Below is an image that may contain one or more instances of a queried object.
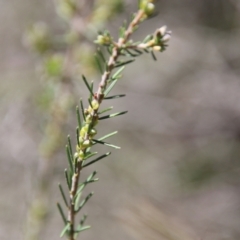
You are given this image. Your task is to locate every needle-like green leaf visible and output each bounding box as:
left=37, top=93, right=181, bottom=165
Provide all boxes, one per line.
left=107, top=45, right=113, bottom=55
left=92, top=139, right=121, bottom=149
left=80, top=99, right=86, bottom=121
left=82, top=75, right=94, bottom=97
left=94, top=54, right=103, bottom=74
left=125, top=49, right=139, bottom=57
left=74, top=171, right=98, bottom=199
left=74, top=215, right=90, bottom=237
left=114, top=59, right=135, bottom=68
left=64, top=168, right=71, bottom=189
left=143, top=34, right=152, bottom=43
left=88, top=98, right=93, bottom=108
left=86, top=171, right=98, bottom=182
left=151, top=50, right=157, bottom=61
left=104, top=78, right=119, bottom=97
left=133, top=48, right=143, bottom=55
left=99, top=111, right=128, bottom=120
left=76, top=106, right=82, bottom=129
left=66, top=145, right=73, bottom=173
left=75, top=192, right=94, bottom=213
left=97, top=131, right=118, bottom=142
left=74, top=172, right=97, bottom=209
left=104, top=67, right=125, bottom=97
left=83, top=151, right=98, bottom=160
left=99, top=106, right=113, bottom=115
left=97, top=48, right=106, bottom=63
left=104, top=94, right=126, bottom=100
left=57, top=202, right=67, bottom=224
left=74, top=191, right=82, bottom=211
left=76, top=127, right=80, bottom=147
left=111, top=66, right=125, bottom=80
left=90, top=81, right=94, bottom=102
left=80, top=214, right=87, bottom=226
left=67, top=135, right=73, bottom=159
left=119, top=25, right=126, bottom=38
left=82, top=152, right=111, bottom=168
left=58, top=183, right=68, bottom=208
left=143, top=48, right=149, bottom=53
left=60, top=222, right=70, bottom=237
left=74, top=225, right=91, bottom=233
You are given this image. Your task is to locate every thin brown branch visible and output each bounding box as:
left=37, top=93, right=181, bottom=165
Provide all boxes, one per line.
left=68, top=161, right=83, bottom=240
left=96, top=10, right=145, bottom=100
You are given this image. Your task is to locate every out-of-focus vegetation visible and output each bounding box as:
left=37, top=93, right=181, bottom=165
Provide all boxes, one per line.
left=1, top=0, right=240, bottom=240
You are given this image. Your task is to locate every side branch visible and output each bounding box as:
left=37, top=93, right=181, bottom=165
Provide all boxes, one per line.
left=96, top=9, right=145, bottom=100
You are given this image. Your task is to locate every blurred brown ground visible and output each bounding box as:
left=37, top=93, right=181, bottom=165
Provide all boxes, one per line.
left=1, top=0, right=240, bottom=240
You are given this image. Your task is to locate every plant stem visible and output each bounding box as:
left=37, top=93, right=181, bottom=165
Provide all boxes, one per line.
left=69, top=161, right=82, bottom=240
left=67, top=9, right=145, bottom=240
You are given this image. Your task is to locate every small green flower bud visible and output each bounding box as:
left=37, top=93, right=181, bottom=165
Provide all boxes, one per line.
left=152, top=46, right=161, bottom=51
left=74, top=152, right=78, bottom=159
left=80, top=125, right=89, bottom=138
left=79, top=136, right=84, bottom=145
left=87, top=106, right=93, bottom=114
left=80, top=129, right=85, bottom=138
left=146, top=39, right=155, bottom=47
left=84, top=108, right=90, bottom=115
left=82, top=139, right=92, bottom=147
left=91, top=99, right=99, bottom=110
left=95, top=35, right=105, bottom=45
left=85, top=115, right=92, bottom=124
left=144, top=3, right=155, bottom=16
left=139, top=0, right=155, bottom=17
left=90, top=128, right=97, bottom=136
left=79, top=150, right=84, bottom=159
left=94, top=33, right=112, bottom=46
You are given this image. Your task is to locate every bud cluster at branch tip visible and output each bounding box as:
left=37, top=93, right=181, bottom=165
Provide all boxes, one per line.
left=139, top=0, right=155, bottom=18
left=138, top=25, right=172, bottom=52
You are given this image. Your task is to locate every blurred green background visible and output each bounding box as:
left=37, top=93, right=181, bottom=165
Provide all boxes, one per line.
left=1, top=0, right=240, bottom=240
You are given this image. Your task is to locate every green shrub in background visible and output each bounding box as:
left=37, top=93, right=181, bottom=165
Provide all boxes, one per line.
left=24, top=1, right=125, bottom=239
